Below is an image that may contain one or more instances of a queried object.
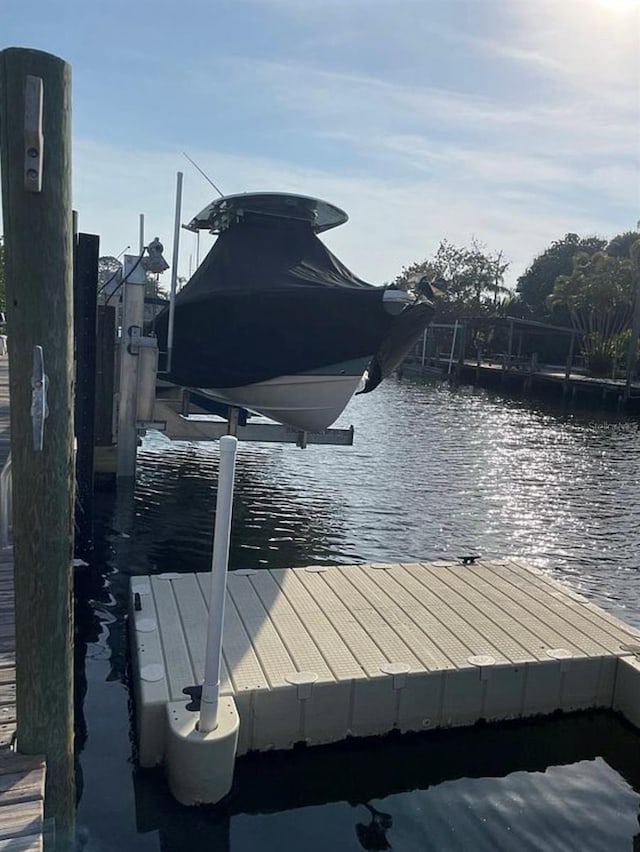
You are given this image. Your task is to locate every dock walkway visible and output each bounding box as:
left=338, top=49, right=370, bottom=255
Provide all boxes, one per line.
left=0, top=359, right=46, bottom=850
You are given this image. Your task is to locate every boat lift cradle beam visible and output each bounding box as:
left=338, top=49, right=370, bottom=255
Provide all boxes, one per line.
left=147, top=394, right=355, bottom=448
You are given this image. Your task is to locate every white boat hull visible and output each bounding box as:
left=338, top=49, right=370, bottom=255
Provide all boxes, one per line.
left=203, top=361, right=369, bottom=431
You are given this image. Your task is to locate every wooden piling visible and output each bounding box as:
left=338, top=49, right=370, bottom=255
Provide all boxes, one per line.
left=74, top=233, right=99, bottom=557
left=0, top=47, right=75, bottom=846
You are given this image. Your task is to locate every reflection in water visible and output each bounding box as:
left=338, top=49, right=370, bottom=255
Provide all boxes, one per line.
left=355, top=804, right=393, bottom=851
left=75, top=379, right=640, bottom=850
left=130, top=712, right=640, bottom=851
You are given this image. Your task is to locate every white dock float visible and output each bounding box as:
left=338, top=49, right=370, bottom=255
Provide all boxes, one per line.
left=129, top=558, right=640, bottom=804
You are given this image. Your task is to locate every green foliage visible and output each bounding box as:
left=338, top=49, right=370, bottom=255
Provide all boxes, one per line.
left=98, top=255, right=168, bottom=301
left=394, top=238, right=510, bottom=318
left=516, top=233, right=606, bottom=319
left=606, top=231, right=640, bottom=259
left=548, top=250, right=634, bottom=374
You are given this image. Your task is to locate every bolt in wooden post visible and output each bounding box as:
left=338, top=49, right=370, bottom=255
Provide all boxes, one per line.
left=0, top=47, right=75, bottom=846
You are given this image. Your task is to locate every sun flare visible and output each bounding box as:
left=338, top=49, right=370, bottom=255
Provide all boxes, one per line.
left=595, top=0, right=639, bottom=10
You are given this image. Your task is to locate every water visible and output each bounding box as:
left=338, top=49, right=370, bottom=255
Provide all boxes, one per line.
left=75, top=378, right=640, bottom=850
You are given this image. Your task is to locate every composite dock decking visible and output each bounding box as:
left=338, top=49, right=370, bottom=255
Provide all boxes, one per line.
left=131, top=557, right=640, bottom=773
left=0, top=360, right=46, bottom=850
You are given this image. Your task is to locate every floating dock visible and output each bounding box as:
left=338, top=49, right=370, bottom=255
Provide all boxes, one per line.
left=130, top=557, right=640, bottom=804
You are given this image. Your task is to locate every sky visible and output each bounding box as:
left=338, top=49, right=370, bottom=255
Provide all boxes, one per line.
left=1, top=0, right=639, bottom=287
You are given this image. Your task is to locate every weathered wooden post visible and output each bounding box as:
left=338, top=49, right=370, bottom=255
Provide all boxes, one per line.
left=74, top=232, right=99, bottom=557
left=0, top=47, right=75, bottom=846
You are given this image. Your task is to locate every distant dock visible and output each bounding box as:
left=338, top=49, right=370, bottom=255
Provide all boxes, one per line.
left=400, top=357, right=640, bottom=408
left=130, top=556, right=640, bottom=802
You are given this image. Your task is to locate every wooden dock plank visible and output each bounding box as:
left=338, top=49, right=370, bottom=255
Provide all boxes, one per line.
left=0, top=835, right=41, bottom=852
left=0, top=799, right=43, bottom=842
left=0, top=362, right=43, bottom=848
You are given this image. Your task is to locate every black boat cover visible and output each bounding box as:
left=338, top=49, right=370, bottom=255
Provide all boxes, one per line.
left=175, top=219, right=372, bottom=304
left=154, top=219, right=434, bottom=391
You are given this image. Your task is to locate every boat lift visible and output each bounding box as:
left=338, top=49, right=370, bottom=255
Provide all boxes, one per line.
left=115, top=265, right=355, bottom=481
left=116, top=177, right=357, bottom=804
left=116, top=262, right=356, bottom=804
left=116, top=172, right=356, bottom=481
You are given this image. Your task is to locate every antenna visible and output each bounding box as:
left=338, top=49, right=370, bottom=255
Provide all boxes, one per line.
left=182, top=152, right=224, bottom=198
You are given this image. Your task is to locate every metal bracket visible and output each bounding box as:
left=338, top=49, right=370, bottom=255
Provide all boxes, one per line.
left=135, top=420, right=166, bottom=431
left=30, top=345, right=48, bottom=451
left=127, top=326, right=157, bottom=356
left=24, top=75, right=44, bottom=192
left=182, top=684, right=202, bottom=712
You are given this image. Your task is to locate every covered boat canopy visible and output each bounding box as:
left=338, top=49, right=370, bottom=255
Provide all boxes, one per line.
left=155, top=194, right=434, bottom=400
left=184, top=192, right=349, bottom=234
left=175, top=213, right=373, bottom=307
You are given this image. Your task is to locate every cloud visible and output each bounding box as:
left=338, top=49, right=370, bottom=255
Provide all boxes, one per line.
left=4, top=0, right=634, bottom=296
left=70, top=137, right=617, bottom=290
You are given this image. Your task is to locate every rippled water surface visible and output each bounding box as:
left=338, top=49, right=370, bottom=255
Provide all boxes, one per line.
left=76, top=378, right=640, bottom=850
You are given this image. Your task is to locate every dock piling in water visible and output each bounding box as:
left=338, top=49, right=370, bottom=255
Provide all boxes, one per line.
left=0, top=46, right=75, bottom=846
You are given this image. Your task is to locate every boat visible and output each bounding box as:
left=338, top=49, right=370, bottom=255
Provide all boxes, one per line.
left=153, top=192, right=435, bottom=431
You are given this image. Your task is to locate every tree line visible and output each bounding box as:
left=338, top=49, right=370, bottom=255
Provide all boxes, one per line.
left=1, top=228, right=639, bottom=375
left=394, top=229, right=640, bottom=374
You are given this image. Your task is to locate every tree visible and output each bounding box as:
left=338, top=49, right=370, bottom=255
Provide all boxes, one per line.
left=606, top=231, right=640, bottom=259
left=97, top=255, right=122, bottom=301
left=548, top=250, right=634, bottom=374
left=394, top=238, right=510, bottom=317
left=516, top=233, right=607, bottom=320
left=97, top=255, right=168, bottom=302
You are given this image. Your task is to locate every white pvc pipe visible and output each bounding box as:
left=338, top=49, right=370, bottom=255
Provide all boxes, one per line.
left=167, top=171, right=183, bottom=373
left=199, top=435, right=238, bottom=733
